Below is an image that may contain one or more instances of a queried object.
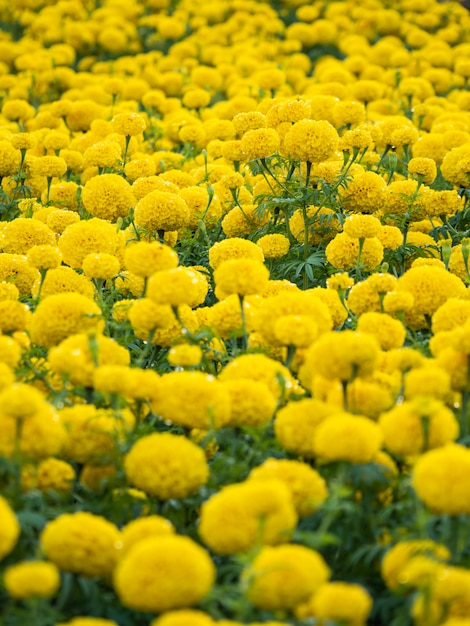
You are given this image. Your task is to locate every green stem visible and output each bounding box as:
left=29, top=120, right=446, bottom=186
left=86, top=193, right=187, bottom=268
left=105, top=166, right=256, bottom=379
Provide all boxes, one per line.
left=238, top=294, right=248, bottom=351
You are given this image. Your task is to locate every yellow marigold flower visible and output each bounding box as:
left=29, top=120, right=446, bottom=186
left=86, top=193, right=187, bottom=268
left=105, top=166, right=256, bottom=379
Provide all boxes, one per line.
left=111, top=112, right=147, bottom=136
left=243, top=544, right=330, bottom=611
left=128, top=298, right=175, bottom=336
left=379, top=399, right=458, bottom=457
left=58, top=218, right=123, bottom=268
left=125, top=432, right=208, bottom=499
left=168, top=343, right=202, bottom=367
left=147, top=266, right=208, bottom=307
left=10, top=132, right=37, bottom=151
left=1, top=218, right=56, bottom=255
left=31, top=266, right=94, bottom=300
left=208, top=237, right=264, bottom=269
left=220, top=353, right=299, bottom=401
left=2, top=98, right=34, bottom=121
left=326, top=272, right=355, bottom=291
left=222, top=379, right=277, bottom=428
left=214, top=258, right=269, bottom=297
left=343, top=214, right=382, bottom=239
left=283, top=119, right=338, bottom=163
left=397, top=265, right=467, bottom=321
left=255, top=290, right=332, bottom=347
left=432, top=298, right=470, bottom=334
left=0, top=299, right=29, bottom=333
left=301, top=582, right=372, bottom=625
left=183, top=88, right=211, bottom=109
left=347, top=377, right=395, bottom=420
left=274, top=398, right=337, bottom=457
left=233, top=111, right=267, bottom=136
left=408, top=157, right=437, bottom=184
left=0, top=382, right=45, bottom=419
left=306, top=330, right=380, bottom=382
left=151, top=610, right=215, bottom=626
left=274, top=314, right=318, bottom=348
left=124, top=241, right=178, bottom=278
left=134, top=190, right=189, bottom=232
left=378, top=225, right=403, bottom=250
left=4, top=561, right=60, bottom=599
left=46, top=209, right=80, bottom=234
left=152, top=371, right=231, bottom=429
left=114, top=535, right=215, bottom=612
left=199, top=479, right=297, bottom=555
left=81, top=173, right=135, bottom=222
left=256, top=233, right=290, bottom=258
left=249, top=459, right=327, bottom=517
left=240, top=128, right=280, bottom=159
left=0, top=335, right=22, bottom=369
left=180, top=186, right=222, bottom=230
left=29, top=155, right=67, bottom=179
left=121, top=516, right=175, bottom=555
left=83, top=140, right=122, bottom=170
left=381, top=540, right=450, bottom=590
left=326, top=232, right=383, bottom=271
left=82, top=253, right=120, bottom=279
left=404, top=365, right=451, bottom=401
left=41, top=511, right=121, bottom=578
left=313, top=413, right=383, bottom=464
left=26, top=244, right=62, bottom=270
left=356, top=312, right=406, bottom=351
left=79, top=465, right=117, bottom=493
left=28, top=457, right=75, bottom=495
left=60, top=405, right=134, bottom=464
left=339, top=170, right=389, bottom=214
left=48, top=332, right=130, bottom=387
left=0, top=140, right=21, bottom=176
left=413, top=444, right=470, bottom=515
left=207, top=294, right=258, bottom=340
left=0, top=495, right=20, bottom=561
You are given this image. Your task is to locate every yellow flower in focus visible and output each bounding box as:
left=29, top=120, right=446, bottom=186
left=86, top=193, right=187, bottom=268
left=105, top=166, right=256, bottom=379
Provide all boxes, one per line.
left=81, top=174, right=135, bottom=222
left=343, top=214, right=382, bottom=239
left=408, top=157, right=437, bottom=184
left=256, top=233, right=290, bottom=258
left=114, top=535, right=215, bottom=613
left=283, top=119, right=339, bottom=163
left=4, top=561, right=60, bottom=599
left=326, top=232, right=384, bottom=271
left=199, top=479, right=297, bottom=555
left=242, top=544, right=330, bottom=610
left=124, top=241, right=178, bottom=278
left=240, top=128, right=280, bottom=159
left=40, top=511, right=122, bottom=578
left=214, top=258, right=269, bottom=297
left=147, top=266, right=208, bottom=308
left=111, top=112, right=147, bottom=137
left=134, top=190, right=189, bottom=232
left=168, top=343, right=202, bottom=367
left=208, top=237, right=264, bottom=269
left=82, top=253, right=120, bottom=279
left=313, top=413, right=383, bottom=464
left=26, top=245, right=62, bottom=270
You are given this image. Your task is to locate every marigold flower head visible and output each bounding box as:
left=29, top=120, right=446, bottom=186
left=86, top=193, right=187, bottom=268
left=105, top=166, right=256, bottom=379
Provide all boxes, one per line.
left=58, top=218, right=123, bottom=268
left=4, top=561, right=60, bottom=599
left=343, top=214, right=382, bottom=239
left=26, top=245, right=62, bottom=270
left=114, top=535, right=215, bottom=613
left=147, top=266, right=208, bottom=307
left=214, top=258, right=269, bottom=297
left=1, top=218, right=56, bottom=255
left=339, top=170, right=389, bottom=214
left=313, top=413, right=383, bottom=464
left=40, top=511, right=121, bottom=578
left=83, top=141, right=122, bottom=170
left=256, top=233, right=290, bottom=258
left=326, top=232, right=384, bottom=271
left=134, top=190, right=189, bottom=232
left=124, top=432, right=209, bottom=499
left=121, top=516, right=175, bottom=555
left=381, top=540, right=450, bottom=590
left=111, top=112, right=147, bottom=136
left=199, top=479, right=297, bottom=555
left=283, top=119, right=339, bottom=163
left=240, top=128, right=280, bottom=159
left=243, top=544, right=330, bottom=611
left=151, top=371, right=231, bottom=429
left=299, top=582, right=372, bottom=625
left=208, top=237, right=264, bottom=269
left=168, top=343, right=202, bottom=367
left=0, top=495, right=20, bottom=561
left=82, top=253, right=120, bottom=279
left=81, top=174, right=135, bottom=222
left=356, top=311, right=406, bottom=351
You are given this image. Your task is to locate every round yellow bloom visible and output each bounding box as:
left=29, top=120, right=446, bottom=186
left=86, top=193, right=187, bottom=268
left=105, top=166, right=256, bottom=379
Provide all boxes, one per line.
left=40, top=512, right=122, bottom=578
left=1, top=218, right=56, bottom=255
left=81, top=174, right=135, bottom=222
left=0, top=495, right=20, bottom=561
left=150, top=610, right=214, bottom=626
left=32, top=266, right=94, bottom=300
left=338, top=170, right=389, bottom=214
left=256, top=233, right=290, bottom=259
left=83, top=141, right=121, bottom=170
left=48, top=333, right=130, bottom=387
left=208, top=237, right=264, bottom=269
left=326, top=232, right=384, bottom=271
left=283, top=119, right=339, bottom=163
left=124, top=432, right=209, bottom=499
left=30, top=155, right=67, bottom=179
left=58, top=218, right=123, bottom=269
left=223, top=379, right=277, bottom=428
left=356, top=312, right=406, bottom=351
left=275, top=398, right=338, bottom=458
left=134, top=190, right=189, bottom=232
left=413, top=444, right=470, bottom=515
left=249, top=459, right=327, bottom=517
left=379, top=399, right=458, bottom=456
left=24, top=457, right=75, bottom=495
left=199, top=479, right=298, bottom=555
left=82, top=253, right=120, bottom=279
left=304, top=582, right=372, bottom=625
left=168, top=343, right=202, bottom=367
left=343, top=214, right=382, bottom=239
left=408, top=157, right=437, bottom=184
left=147, top=267, right=208, bottom=307
left=121, top=516, right=175, bottom=555
left=26, top=245, right=62, bottom=270
left=313, top=413, right=383, bottom=464
left=124, top=241, right=178, bottom=278
left=243, top=544, right=330, bottom=610
left=151, top=371, right=231, bottom=429
left=114, top=535, right=215, bottom=613
left=214, top=258, right=269, bottom=297
left=0, top=383, right=46, bottom=419
left=240, top=128, right=280, bottom=159
left=381, top=540, right=450, bottom=590
left=111, top=112, right=147, bottom=136
left=30, top=293, right=103, bottom=348
left=4, top=561, right=60, bottom=599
